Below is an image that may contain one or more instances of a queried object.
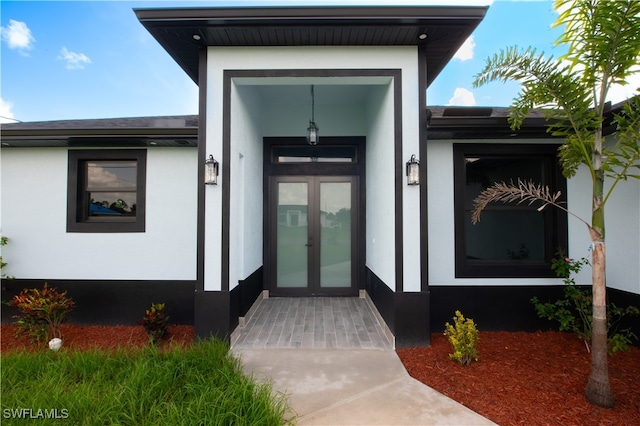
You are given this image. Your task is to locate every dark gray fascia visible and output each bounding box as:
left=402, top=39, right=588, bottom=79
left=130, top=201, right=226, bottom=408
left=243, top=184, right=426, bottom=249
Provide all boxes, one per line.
left=134, top=5, right=488, bottom=87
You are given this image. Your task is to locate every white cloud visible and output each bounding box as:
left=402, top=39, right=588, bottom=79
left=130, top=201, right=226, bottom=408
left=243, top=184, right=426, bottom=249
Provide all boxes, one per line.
left=58, top=47, right=92, bottom=70
left=453, top=36, right=475, bottom=61
left=0, top=19, right=35, bottom=54
left=447, top=88, right=477, bottom=106
left=0, top=98, right=17, bottom=123
left=607, top=68, right=640, bottom=105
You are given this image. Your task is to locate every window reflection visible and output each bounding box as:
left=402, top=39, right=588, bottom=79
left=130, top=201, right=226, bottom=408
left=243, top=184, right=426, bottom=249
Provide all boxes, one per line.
left=86, top=161, right=137, bottom=217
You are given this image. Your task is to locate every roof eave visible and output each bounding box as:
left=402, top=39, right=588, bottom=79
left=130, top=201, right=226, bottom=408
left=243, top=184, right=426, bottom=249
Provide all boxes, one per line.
left=1, top=127, right=198, bottom=148
left=427, top=116, right=554, bottom=140
left=135, top=5, right=488, bottom=86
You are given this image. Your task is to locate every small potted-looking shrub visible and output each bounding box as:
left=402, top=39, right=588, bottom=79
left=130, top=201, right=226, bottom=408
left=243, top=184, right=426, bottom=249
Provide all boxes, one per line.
left=141, top=303, right=169, bottom=346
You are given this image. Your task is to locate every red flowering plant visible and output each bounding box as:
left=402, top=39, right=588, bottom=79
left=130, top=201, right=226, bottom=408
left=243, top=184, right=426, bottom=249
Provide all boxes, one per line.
left=9, top=283, right=75, bottom=344
left=140, top=303, right=169, bottom=346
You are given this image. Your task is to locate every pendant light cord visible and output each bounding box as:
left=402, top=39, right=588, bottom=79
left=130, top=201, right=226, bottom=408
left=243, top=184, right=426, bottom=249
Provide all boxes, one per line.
left=311, top=85, right=315, bottom=122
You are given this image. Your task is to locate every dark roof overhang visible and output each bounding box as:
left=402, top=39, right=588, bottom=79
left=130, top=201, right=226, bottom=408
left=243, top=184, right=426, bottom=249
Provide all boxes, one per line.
left=426, top=106, right=554, bottom=139
left=134, top=5, right=488, bottom=87
left=0, top=116, right=198, bottom=148
left=425, top=98, right=635, bottom=140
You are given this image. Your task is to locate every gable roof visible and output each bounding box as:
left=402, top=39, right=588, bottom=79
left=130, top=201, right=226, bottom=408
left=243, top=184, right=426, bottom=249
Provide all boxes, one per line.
left=134, top=5, right=487, bottom=87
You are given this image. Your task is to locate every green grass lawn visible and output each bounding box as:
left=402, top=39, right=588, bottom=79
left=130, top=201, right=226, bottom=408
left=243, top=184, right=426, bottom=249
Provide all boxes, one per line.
left=1, top=339, right=294, bottom=425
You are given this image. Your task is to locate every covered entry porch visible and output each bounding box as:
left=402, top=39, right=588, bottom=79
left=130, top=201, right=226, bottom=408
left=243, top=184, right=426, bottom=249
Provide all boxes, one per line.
left=193, top=65, right=431, bottom=347
left=196, top=67, right=431, bottom=347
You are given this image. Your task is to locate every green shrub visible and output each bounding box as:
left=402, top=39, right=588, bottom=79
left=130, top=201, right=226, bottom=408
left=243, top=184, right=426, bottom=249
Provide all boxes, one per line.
left=444, top=310, right=479, bottom=366
left=140, top=303, right=169, bottom=346
left=9, top=283, right=75, bottom=343
left=531, top=253, right=639, bottom=354
left=1, top=234, right=13, bottom=280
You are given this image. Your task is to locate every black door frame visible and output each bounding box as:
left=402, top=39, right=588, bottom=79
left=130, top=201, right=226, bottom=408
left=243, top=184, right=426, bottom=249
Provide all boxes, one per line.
left=263, top=137, right=365, bottom=297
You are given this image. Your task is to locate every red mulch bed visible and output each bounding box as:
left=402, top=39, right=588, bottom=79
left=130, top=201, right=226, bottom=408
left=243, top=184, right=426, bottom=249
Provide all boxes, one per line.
left=1, top=324, right=194, bottom=353
left=2, top=326, right=639, bottom=425
left=397, top=331, right=640, bottom=426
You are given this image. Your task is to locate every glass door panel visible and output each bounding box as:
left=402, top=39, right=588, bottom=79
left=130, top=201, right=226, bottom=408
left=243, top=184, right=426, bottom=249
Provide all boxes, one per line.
left=320, top=181, right=352, bottom=288
left=271, top=176, right=356, bottom=295
left=276, top=182, right=308, bottom=288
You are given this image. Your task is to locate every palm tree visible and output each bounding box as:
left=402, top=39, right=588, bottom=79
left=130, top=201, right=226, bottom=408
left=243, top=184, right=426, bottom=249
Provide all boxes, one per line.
left=471, top=0, right=640, bottom=408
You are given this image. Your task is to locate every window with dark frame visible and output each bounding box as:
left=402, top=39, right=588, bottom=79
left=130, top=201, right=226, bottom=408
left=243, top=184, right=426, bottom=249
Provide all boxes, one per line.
left=453, top=144, right=567, bottom=278
left=67, top=150, right=146, bottom=233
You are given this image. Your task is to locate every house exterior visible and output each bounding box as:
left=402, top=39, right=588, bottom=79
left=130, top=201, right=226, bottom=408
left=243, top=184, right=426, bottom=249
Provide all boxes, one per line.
left=1, top=6, right=638, bottom=347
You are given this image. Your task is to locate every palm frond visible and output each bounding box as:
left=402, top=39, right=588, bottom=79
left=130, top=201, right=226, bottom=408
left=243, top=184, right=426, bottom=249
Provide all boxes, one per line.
left=554, top=0, right=640, bottom=110
left=602, top=94, right=640, bottom=202
left=471, top=179, right=590, bottom=230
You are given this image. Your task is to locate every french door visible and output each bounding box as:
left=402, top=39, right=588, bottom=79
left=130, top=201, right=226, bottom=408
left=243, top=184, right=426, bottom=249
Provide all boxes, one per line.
left=269, top=175, right=358, bottom=296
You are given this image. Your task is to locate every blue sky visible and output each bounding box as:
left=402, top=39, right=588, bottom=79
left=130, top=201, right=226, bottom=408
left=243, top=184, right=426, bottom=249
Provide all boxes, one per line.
left=0, top=0, right=636, bottom=123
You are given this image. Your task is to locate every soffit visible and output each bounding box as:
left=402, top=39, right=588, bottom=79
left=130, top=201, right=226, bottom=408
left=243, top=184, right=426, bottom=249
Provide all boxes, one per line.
left=135, top=6, right=487, bottom=87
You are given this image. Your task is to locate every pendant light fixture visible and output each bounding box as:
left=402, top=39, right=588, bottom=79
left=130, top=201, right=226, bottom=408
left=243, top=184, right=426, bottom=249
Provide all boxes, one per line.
left=307, top=85, right=319, bottom=146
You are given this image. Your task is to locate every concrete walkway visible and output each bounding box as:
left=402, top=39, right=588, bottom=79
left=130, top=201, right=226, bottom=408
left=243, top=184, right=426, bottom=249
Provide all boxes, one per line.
left=231, top=297, right=496, bottom=425
left=231, top=348, right=497, bottom=425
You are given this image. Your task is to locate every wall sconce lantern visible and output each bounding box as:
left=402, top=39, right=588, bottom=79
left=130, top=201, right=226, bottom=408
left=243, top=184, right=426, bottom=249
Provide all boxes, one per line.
left=406, top=154, right=420, bottom=185
left=307, top=85, right=319, bottom=146
left=205, top=155, right=219, bottom=185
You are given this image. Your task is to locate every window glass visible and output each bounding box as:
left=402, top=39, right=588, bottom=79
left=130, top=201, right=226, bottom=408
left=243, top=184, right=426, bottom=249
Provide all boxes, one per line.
left=464, top=211, right=545, bottom=261
left=464, top=157, right=546, bottom=261
left=272, top=146, right=355, bottom=163
left=86, top=161, right=137, bottom=218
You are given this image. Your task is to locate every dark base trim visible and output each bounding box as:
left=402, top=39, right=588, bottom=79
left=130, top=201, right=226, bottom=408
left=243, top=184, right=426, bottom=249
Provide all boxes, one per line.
left=430, top=285, right=640, bottom=346
left=365, top=268, right=431, bottom=348
left=238, top=266, right=264, bottom=317
left=195, top=266, right=264, bottom=342
left=1, top=279, right=195, bottom=325
left=430, top=285, right=565, bottom=332
left=194, top=290, right=230, bottom=341
left=609, top=288, right=640, bottom=347
left=365, top=271, right=640, bottom=348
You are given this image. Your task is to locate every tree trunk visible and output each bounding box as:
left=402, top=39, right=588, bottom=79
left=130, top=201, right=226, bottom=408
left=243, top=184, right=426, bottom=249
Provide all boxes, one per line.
left=585, top=241, right=614, bottom=407
left=584, top=165, right=614, bottom=408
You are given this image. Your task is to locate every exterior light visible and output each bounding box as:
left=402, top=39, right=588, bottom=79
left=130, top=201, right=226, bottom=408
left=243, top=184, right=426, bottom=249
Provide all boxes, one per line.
left=307, top=121, right=319, bottom=146
left=307, top=85, right=319, bottom=146
left=406, top=154, right=419, bottom=185
left=205, top=155, right=219, bottom=185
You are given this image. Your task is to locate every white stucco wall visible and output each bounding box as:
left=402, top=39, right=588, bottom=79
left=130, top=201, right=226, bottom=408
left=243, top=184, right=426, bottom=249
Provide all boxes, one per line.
left=365, top=83, right=397, bottom=289
left=427, top=138, right=640, bottom=296
left=205, top=45, right=423, bottom=292
left=0, top=147, right=198, bottom=280
left=567, top=157, right=640, bottom=294
left=228, top=84, right=264, bottom=290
